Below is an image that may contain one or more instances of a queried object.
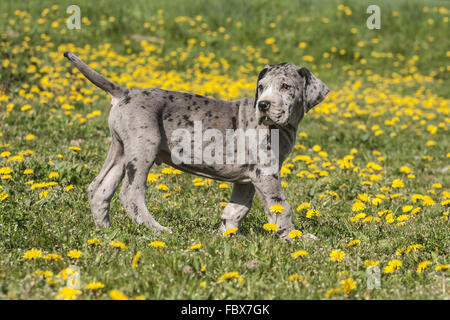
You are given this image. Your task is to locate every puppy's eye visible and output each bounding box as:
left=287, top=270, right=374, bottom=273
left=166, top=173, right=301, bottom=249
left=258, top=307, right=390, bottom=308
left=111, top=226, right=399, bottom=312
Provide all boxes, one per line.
left=258, top=84, right=264, bottom=91
left=281, top=83, right=291, bottom=90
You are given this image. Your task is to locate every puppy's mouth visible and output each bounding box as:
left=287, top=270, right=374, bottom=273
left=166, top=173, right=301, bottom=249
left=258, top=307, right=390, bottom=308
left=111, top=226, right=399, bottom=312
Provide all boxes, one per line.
left=258, top=115, right=276, bottom=126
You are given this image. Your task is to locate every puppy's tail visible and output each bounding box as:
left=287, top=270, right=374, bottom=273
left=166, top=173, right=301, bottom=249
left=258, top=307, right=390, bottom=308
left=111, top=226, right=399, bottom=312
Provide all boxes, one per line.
left=63, top=50, right=125, bottom=98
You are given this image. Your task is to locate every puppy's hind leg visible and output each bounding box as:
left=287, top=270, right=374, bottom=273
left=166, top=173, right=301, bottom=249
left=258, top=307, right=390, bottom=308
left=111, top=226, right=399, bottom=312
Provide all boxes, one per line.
left=88, top=133, right=125, bottom=228
left=118, top=128, right=170, bottom=232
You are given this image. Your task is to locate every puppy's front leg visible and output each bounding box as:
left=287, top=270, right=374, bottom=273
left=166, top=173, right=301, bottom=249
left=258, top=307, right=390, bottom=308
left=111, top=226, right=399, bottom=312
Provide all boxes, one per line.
left=219, top=183, right=255, bottom=234
left=252, top=174, right=295, bottom=238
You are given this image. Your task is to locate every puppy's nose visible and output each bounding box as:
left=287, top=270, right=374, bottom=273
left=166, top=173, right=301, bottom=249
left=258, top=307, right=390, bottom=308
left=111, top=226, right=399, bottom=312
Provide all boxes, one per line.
left=258, top=100, right=271, bottom=112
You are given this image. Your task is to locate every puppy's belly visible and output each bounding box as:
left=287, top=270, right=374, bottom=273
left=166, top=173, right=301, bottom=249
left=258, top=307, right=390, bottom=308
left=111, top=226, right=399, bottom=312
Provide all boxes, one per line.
left=155, top=150, right=251, bottom=183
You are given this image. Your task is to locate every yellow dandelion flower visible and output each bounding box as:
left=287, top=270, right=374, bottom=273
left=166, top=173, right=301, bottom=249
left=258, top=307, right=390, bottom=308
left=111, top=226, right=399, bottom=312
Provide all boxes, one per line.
left=392, top=179, right=404, bottom=188
left=131, top=251, right=141, bottom=268
left=435, top=265, right=449, bottom=271
left=263, top=223, right=279, bottom=232
left=109, top=289, right=128, bottom=300
left=217, top=271, right=244, bottom=283
left=406, top=244, right=422, bottom=254
left=330, top=250, right=345, bottom=262
left=44, top=253, right=63, bottom=261
left=157, top=184, right=169, bottom=191
left=223, top=227, right=238, bottom=237
left=67, top=250, right=82, bottom=259
left=56, top=286, right=82, bottom=300
left=364, top=260, right=379, bottom=268
left=86, top=282, right=105, bottom=290
left=340, top=277, right=356, bottom=294
left=291, top=250, right=308, bottom=259
left=110, top=240, right=126, bottom=251
left=417, top=261, right=432, bottom=274
left=269, top=204, right=285, bottom=213
left=347, top=240, right=360, bottom=247
left=296, top=202, right=311, bottom=211
left=87, top=238, right=100, bottom=245
left=189, top=243, right=202, bottom=251
left=288, top=230, right=303, bottom=239
left=23, top=249, right=42, bottom=260
left=149, top=241, right=166, bottom=248
left=352, top=201, right=365, bottom=212
left=325, top=287, right=342, bottom=298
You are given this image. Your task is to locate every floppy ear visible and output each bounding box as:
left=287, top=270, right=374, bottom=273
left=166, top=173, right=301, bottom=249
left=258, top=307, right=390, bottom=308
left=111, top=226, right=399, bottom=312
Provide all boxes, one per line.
left=298, top=67, right=330, bottom=113
left=253, top=65, right=272, bottom=108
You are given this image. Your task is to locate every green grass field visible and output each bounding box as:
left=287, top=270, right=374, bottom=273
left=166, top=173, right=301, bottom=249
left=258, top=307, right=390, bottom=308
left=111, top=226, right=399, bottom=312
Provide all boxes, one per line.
left=0, top=0, right=448, bottom=300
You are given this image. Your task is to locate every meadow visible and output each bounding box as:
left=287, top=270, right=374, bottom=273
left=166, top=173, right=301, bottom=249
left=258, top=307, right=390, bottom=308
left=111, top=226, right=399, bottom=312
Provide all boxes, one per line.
left=0, top=0, right=448, bottom=300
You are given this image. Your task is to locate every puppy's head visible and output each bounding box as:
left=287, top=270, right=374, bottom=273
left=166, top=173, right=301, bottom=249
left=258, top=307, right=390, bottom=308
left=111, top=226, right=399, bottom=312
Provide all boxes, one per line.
left=254, top=63, right=329, bottom=127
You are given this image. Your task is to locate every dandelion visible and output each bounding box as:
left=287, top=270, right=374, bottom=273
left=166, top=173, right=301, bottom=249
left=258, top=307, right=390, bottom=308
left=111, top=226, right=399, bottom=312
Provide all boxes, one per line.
left=218, top=183, right=229, bottom=189
left=269, top=204, right=284, bottom=213
left=340, top=277, right=356, bottom=294
left=325, top=287, right=342, bottom=298
left=23, top=249, right=42, bottom=260
left=69, top=146, right=81, bottom=151
left=296, top=202, right=311, bottom=211
left=131, top=251, right=141, bottom=268
left=86, top=282, right=105, bottom=290
left=56, top=286, right=82, bottom=300
left=67, top=250, right=82, bottom=259
left=189, top=243, right=202, bottom=251
left=392, top=179, right=404, bottom=188
left=435, top=265, right=449, bottom=271
left=402, top=205, right=413, bottom=213
left=149, top=241, right=166, bottom=248
left=217, top=271, right=244, bottom=283
left=406, top=244, right=422, bottom=254
left=44, top=253, right=63, bottom=261
left=288, top=230, right=303, bottom=239
left=364, top=260, right=379, bottom=268
left=35, top=270, right=54, bottom=277
left=223, top=227, right=238, bottom=237
left=384, top=260, right=402, bottom=273
left=157, top=184, right=169, bottom=191
left=417, top=261, right=432, bottom=274
left=329, top=250, right=345, bottom=262
left=352, top=201, right=365, bottom=212
left=291, top=250, right=308, bottom=259
left=263, top=223, right=279, bottom=232
left=87, top=238, right=100, bottom=245
left=347, top=240, right=360, bottom=247
left=110, top=240, right=126, bottom=251
left=109, top=289, right=128, bottom=300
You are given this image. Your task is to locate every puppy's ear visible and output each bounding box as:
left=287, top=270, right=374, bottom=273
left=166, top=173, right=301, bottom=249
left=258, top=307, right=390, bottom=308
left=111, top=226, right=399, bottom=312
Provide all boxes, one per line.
left=298, top=67, right=329, bottom=113
left=254, top=65, right=272, bottom=108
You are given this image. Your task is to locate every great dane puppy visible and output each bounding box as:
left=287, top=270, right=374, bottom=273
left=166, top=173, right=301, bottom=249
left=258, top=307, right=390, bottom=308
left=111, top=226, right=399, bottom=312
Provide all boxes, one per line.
left=64, top=51, right=329, bottom=238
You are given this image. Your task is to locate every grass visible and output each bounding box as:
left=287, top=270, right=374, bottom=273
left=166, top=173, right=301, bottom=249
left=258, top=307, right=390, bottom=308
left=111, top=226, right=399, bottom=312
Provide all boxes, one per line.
left=0, top=0, right=448, bottom=300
